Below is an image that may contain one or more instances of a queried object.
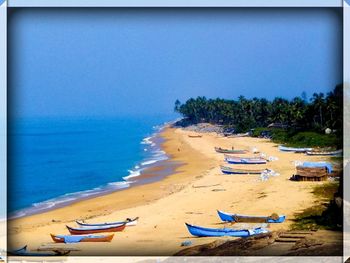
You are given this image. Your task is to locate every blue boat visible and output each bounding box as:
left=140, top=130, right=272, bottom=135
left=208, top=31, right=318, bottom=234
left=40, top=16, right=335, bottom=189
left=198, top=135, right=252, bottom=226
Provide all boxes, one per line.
left=217, top=210, right=286, bottom=223
left=279, top=146, right=313, bottom=153
left=185, top=223, right=268, bottom=237
left=224, top=155, right=267, bottom=165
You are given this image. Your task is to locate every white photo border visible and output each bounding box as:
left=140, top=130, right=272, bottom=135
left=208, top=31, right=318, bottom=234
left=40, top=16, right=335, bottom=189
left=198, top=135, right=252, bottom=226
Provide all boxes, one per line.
left=1, top=1, right=347, bottom=262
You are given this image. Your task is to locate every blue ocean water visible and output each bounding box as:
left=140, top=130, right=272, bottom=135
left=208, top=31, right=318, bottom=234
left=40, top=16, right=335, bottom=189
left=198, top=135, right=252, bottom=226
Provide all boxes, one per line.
left=8, top=115, right=175, bottom=218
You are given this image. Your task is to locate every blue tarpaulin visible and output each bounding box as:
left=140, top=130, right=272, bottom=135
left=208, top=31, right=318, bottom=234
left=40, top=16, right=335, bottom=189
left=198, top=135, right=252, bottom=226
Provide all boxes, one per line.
left=302, top=162, right=333, bottom=173
left=56, top=234, right=104, bottom=243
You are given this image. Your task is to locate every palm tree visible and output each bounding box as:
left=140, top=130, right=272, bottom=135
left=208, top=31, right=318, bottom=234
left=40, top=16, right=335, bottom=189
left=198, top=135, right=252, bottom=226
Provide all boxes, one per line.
left=311, top=93, right=325, bottom=128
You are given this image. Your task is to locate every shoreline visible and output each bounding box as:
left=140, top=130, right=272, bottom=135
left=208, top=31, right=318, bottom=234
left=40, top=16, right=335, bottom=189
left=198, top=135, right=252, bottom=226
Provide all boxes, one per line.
left=8, top=127, right=215, bottom=246
left=9, top=125, right=180, bottom=220
left=8, top=126, right=338, bottom=255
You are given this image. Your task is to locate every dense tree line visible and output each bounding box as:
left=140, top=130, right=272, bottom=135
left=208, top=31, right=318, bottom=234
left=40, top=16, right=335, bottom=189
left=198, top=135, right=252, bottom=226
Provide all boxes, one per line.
left=174, top=84, right=343, bottom=133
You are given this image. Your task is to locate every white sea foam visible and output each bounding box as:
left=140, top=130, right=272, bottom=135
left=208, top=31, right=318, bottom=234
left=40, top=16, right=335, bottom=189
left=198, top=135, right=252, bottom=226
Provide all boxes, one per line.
left=153, top=150, right=166, bottom=157
left=123, top=169, right=142, bottom=180
left=141, top=154, right=168, bottom=166
left=108, top=181, right=130, bottom=188
left=9, top=181, right=132, bottom=219
left=9, top=211, right=26, bottom=219
left=141, top=159, right=158, bottom=166
left=141, top=136, right=153, bottom=145
left=11, top=123, right=170, bottom=220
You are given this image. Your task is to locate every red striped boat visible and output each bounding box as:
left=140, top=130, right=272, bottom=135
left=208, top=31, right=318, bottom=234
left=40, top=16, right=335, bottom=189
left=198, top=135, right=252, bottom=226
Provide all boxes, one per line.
left=66, top=223, right=126, bottom=235
left=50, top=233, right=114, bottom=243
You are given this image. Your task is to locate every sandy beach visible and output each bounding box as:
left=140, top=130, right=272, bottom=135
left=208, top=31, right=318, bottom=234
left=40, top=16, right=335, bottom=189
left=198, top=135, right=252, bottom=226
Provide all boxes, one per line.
left=8, top=126, right=333, bottom=256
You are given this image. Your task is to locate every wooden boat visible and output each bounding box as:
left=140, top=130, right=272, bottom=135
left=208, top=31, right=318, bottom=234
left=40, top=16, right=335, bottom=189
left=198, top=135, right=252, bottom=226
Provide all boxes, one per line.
left=8, top=245, right=70, bottom=256
left=215, top=147, right=248, bottom=154
left=188, top=134, right=202, bottom=138
left=185, top=223, right=268, bottom=237
left=224, top=155, right=266, bottom=164
left=50, top=233, right=114, bottom=243
left=278, top=145, right=313, bottom=153
left=306, top=149, right=342, bottom=156
left=220, top=165, right=266, bottom=175
left=76, top=217, right=138, bottom=227
left=66, top=223, right=126, bottom=235
left=217, top=210, right=285, bottom=223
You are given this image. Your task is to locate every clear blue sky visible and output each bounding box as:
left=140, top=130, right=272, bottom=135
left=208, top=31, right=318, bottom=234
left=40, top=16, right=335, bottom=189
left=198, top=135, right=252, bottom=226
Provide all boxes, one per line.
left=9, top=8, right=342, bottom=118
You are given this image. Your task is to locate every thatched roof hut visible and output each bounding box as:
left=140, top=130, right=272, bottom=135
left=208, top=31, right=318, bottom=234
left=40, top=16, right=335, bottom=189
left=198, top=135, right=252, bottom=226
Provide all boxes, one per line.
left=290, top=166, right=328, bottom=181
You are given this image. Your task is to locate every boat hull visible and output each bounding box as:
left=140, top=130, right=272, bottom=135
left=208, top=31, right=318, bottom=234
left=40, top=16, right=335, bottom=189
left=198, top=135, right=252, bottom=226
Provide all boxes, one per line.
left=225, top=156, right=266, bottom=165
left=220, top=166, right=265, bottom=175
left=217, top=210, right=285, bottom=223
left=215, top=147, right=247, bottom=154
left=50, top=234, right=114, bottom=243
left=76, top=217, right=138, bottom=228
left=185, top=223, right=268, bottom=237
left=66, top=224, right=126, bottom=235
left=306, top=150, right=342, bottom=156
left=279, top=146, right=313, bottom=153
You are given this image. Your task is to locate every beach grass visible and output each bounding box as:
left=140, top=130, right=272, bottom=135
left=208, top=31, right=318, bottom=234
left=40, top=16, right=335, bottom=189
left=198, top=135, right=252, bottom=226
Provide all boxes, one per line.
left=290, top=182, right=342, bottom=231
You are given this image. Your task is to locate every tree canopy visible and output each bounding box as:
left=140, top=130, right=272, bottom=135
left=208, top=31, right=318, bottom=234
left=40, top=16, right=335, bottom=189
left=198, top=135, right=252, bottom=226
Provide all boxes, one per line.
left=174, top=84, right=343, bottom=134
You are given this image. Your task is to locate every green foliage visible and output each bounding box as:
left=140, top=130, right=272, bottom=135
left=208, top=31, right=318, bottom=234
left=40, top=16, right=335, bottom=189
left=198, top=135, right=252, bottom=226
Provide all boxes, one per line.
left=252, top=128, right=340, bottom=148
left=174, top=85, right=343, bottom=135
left=274, top=131, right=340, bottom=148
left=284, top=132, right=340, bottom=148
left=251, top=127, right=271, bottom=137
left=312, top=183, right=340, bottom=200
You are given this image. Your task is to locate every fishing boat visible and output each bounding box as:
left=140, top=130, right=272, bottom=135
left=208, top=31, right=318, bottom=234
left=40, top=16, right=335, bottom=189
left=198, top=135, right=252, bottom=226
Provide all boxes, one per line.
left=227, top=132, right=250, bottom=138
left=224, top=155, right=266, bottom=164
left=215, top=147, right=248, bottom=154
left=185, top=223, right=268, bottom=237
left=188, top=134, right=202, bottom=138
left=220, top=165, right=266, bottom=175
left=278, top=145, right=313, bottom=153
left=8, top=245, right=70, bottom=256
left=306, top=149, right=342, bottom=156
left=217, top=210, right=285, bottom=223
left=76, top=217, right=138, bottom=227
left=50, top=233, right=114, bottom=243
left=66, top=223, right=126, bottom=235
